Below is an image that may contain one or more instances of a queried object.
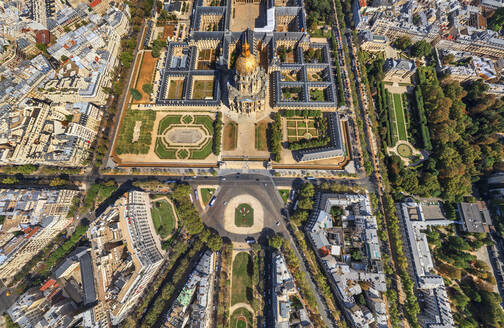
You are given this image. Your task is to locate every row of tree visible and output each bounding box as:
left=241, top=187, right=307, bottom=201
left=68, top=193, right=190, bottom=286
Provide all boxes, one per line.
left=270, top=113, right=282, bottom=161
left=213, top=112, right=223, bottom=156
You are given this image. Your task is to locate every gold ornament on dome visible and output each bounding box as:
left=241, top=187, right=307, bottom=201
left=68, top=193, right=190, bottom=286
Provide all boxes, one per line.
left=235, top=37, right=258, bottom=76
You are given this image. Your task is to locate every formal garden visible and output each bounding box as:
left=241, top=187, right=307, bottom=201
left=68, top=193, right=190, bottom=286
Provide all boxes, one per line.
left=155, top=114, right=216, bottom=160
left=230, top=307, right=253, bottom=328
left=235, top=203, right=254, bottom=227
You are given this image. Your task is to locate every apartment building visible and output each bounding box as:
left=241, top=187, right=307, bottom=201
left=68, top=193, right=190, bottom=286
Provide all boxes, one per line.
left=0, top=188, right=78, bottom=282
left=306, top=193, right=388, bottom=328
left=397, top=199, right=455, bottom=328
left=88, top=191, right=164, bottom=326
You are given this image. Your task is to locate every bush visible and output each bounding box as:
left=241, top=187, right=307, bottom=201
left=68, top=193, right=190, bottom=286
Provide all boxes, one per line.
left=130, top=88, right=142, bottom=100
left=142, top=83, right=153, bottom=95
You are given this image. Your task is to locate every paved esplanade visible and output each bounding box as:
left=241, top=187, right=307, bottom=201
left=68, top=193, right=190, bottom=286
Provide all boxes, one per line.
left=198, top=174, right=284, bottom=242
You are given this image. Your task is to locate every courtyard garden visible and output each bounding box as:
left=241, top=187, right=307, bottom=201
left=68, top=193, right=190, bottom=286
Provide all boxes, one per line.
left=303, top=48, right=323, bottom=63
left=280, top=69, right=301, bottom=82
left=150, top=199, right=176, bottom=238
left=281, top=86, right=303, bottom=102
left=115, top=109, right=156, bottom=155
left=155, top=114, right=215, bottom=160
left=167, top=79, right=185, bottom=99
left=284, top=111, right=329, bottom=150
left=309, top=87, right=327, bottom=102
left=277, top=45, right=296, bottom=63
left=197, top=49, right=216, bottom=69
left=192, top=79, right=215, bottom=99
left=231, top=252, right=253, bottom=305
left=235, top=203, right=254, bottom=227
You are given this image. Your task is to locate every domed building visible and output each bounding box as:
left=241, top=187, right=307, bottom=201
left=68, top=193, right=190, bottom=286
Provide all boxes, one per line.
left=227, top=35, right=267, bottom=114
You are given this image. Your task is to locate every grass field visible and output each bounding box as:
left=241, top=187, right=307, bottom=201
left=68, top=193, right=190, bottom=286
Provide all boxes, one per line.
left=278, top=189, right=290, bottom=204
left=223, top=122, right=238, bottom=151
left=235, top=203, right=254, bottom=227
left=393, top=93, right=407, bottom=141
left=115, top=110, right=156, bottom=155
left=192, top=80, right=214, bottom=99
left=200, top=188, right=216, bottom=205
left=255, top=121, right=268, bottom=151
left=309, top=88, right=326, bottom=101
left=230, top=307, right=253, bottom=328
left=151, top=199, right=176, bottom=238
left=231, top=252, right=253, bottom=305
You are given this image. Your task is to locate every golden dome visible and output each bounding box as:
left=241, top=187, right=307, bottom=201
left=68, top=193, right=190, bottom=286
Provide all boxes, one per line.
left=235, top=39, right=258, bottom=76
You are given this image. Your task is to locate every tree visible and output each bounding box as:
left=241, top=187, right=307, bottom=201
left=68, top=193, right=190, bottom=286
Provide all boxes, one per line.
left=351, top=249, right=363, bottom=261
left=49, top=178, right=68, bottom=187
left=2, top=177, right=18, bottom=184
left=130, top=88, right=142, bottom=100
left=207, top=233, right=222, bottom=251
left=142, top=83, right=153, bottom=95
left=120, top=51, right=134, bottom=68
left=269, top=234, right=283, bottom=249
left=411, top=40, right=432, bottom=58
left=60, top=55, right=69, bottom=62
left=299, top=183, right=315, bottom=198
left=393, top=36, right=412, bottom=50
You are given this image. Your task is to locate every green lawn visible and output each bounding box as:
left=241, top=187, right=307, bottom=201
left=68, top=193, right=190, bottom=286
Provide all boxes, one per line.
left=200, top=188, right=216, bottom=205
left=230, top=307, right=253, bottom=328
left=155, top=115, right=214, bottom=160
left=309, top=88, right=326, bottom=101
left=115, top=109, right=156, bottom=155
left=278, top=189, right=289, bottom=204
left=231, top=252, right=253, bottom=305
left=155, top=141, right=177, bottom=159
left=189, top=140, right=213, bottom=159
left=158, top=115, right=181, bottom=134
left=151, top=199, right=176, bottom=238
left=235, top=203, right=254, bottom=227
left=393, top=93, right=407, bottom=141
